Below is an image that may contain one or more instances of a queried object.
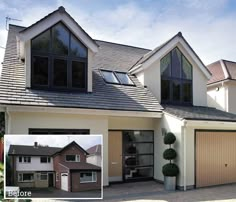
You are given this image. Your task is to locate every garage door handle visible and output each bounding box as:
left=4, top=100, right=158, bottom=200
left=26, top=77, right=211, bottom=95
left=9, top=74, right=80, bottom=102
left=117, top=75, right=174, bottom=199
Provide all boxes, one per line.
left=225, top=164, right=227, bottom=167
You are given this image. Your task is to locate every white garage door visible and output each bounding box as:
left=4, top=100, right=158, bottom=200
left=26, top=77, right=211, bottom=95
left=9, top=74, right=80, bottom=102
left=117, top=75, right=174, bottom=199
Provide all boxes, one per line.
left=61, top=173, right=68, bottom=191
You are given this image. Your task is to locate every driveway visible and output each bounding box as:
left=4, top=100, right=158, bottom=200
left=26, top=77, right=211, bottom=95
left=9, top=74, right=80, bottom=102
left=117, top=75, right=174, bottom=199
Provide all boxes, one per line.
left=30, top=181, right=236, bottom=201
left=102, top=181, right=236, bottom=202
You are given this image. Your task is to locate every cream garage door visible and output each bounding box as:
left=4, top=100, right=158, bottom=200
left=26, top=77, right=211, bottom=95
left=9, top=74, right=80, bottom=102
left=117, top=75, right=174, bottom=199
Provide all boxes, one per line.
left=196, top=131, right=236, bottom=188
left=61, top=173, right=69, bottom=191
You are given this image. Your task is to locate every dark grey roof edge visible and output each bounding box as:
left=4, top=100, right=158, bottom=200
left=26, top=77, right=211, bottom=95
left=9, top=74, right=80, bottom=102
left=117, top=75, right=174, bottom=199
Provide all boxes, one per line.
left=19, top=6, right=99, bottom=48
left=0, top=103, right=163, bottom=113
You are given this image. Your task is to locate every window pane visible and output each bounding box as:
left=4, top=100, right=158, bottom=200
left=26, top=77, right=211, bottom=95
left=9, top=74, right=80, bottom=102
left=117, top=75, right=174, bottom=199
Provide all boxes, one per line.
left=71, top=35, right=87, bottom=58
left=101, top=70, right=119, bottom=83
left=172, top=80, right=181, bottom=101
left=32, top=56, right=48, bottom=86
left=125, top=155, right=153, bottom=167
left=53, top=59, right=67, bottom=87
left=115, top=72, right=134, bottom=85
left=32, top=30, right=50, bottom=52
left=160, top=53, right=171, bottom=77
left=182, top=56, right=192, bottom=79
left=72, top=61, right=86, bottom=88
left=125, top=143, right=153, bottom=154
left=66, top=155, right=76, bottom=161
left=171, top=48, right=181, bottom=78
left=125, top=167, right=153, bottom=180
left=40, top=157, right=47, bottom=163
left=23, top=173, right=33, bottom=181
left=183, top=81, right=192, bottom=102
left=80, top=172, right=93, bottom=182
left=123, top=131, right=153, bottom=142
left=161, top=79, right=170, bottom=101
left=40, top=173, right=48, bottom=180
left=52, top=23, right=69, bottom=55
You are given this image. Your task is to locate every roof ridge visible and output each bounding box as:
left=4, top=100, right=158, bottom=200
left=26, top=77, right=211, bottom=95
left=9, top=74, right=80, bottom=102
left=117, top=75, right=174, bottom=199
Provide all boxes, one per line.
left=95, top=39, right=151, bottom=51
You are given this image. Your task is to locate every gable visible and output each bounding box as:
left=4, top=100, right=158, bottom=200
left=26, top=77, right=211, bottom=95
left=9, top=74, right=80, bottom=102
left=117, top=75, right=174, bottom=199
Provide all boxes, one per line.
left=17, top=6, right=98, bottom=56
left=130, top=32, right=211, bottom=80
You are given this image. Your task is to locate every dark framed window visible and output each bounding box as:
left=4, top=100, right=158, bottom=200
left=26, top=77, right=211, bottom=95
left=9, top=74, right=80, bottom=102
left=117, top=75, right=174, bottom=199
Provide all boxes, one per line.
left=31, top=22, right=88, bottom=91
left=161, top=47, right=192, bottom=105
left=65, top=155, right=80, bottom=162
left=40, top=156, right=51, bottom=163
left=19, top=156, right=22, bottom=163
left=29, top=129, right=90, bottom=134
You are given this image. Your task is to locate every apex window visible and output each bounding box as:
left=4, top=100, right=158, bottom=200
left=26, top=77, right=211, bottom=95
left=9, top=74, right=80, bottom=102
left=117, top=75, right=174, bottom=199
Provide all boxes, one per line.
left=161, top=47, right=192, bottom=105
left=31, top=22, right=87, bottom=91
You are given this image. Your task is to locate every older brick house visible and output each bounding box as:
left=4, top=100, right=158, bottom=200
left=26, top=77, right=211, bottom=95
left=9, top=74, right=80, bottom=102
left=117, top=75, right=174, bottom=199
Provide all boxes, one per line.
left=8, top=141, right=101, bottom=192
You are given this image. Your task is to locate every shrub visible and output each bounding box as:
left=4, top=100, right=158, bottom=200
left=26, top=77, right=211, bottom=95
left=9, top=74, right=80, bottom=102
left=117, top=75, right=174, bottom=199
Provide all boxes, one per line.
left=163, top=148, right=177, bottom=160
left=164, top=132, right=176, bottom=145
left=162, top=163, right=179, bottom=176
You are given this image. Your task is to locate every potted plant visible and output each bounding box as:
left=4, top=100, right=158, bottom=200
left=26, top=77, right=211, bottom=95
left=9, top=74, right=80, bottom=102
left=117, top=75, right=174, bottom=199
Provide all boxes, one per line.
left=162, top=132, right=179, bottom=191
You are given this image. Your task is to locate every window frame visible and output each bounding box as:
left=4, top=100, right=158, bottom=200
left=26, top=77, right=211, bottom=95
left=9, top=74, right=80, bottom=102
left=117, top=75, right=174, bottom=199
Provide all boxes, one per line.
left=161, top=47, right=193, bottom=105
left=29, top=128, right=90, bottom=134
left=80, top=172, right=97, bottom=183
left=114, top=71, right=135, bottom=86
left=19, top=156, right=31, bottom=164
left=40, top=156, right=51, bottom=163
left=65, top=154, right=80, bottom=162
left=18, top=173, right=34, bottom=182
left=31, top=21, right=88, bottom=92
left=40, top=172, right=48, bottom=181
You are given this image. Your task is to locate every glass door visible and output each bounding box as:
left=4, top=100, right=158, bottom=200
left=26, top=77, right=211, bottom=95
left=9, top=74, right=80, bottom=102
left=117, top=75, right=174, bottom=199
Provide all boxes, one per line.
left=123, top=131, right=154, bottom=181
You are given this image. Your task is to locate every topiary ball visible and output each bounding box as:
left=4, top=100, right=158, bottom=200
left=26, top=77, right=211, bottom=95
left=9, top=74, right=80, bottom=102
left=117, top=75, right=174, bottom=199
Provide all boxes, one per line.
left=164, top=132, right=176, bottom=145
left=162, top=163, right=179, bottom=176
left=163, top=148, right=177, bottom=160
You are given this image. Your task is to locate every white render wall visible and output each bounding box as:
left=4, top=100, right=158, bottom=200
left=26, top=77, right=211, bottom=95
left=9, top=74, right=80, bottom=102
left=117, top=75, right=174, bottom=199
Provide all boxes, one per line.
left=207, top=84, right=227, bottom=111
left=16, top=156, right=53, bottom=171
left=87, top=155, right=102, bottom=167
left=154, top=113, right=184, bottom=186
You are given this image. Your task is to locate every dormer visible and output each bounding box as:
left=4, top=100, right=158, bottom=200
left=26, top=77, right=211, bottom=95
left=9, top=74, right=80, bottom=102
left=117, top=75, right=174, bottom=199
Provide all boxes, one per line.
left=16, top=6, right=98, bottom=92
left=130, top=32, right=212, bottom=107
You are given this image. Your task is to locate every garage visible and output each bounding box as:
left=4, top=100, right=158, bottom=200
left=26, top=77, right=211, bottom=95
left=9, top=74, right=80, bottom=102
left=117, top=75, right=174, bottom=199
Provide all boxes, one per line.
left=61, top=173, right=69, bottom=191
left=196, top=130, right=236, bottom=188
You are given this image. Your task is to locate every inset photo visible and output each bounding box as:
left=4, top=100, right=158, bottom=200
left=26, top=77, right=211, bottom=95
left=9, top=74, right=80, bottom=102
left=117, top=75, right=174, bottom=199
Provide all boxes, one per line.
left=4, top=135, right=102, bottom=200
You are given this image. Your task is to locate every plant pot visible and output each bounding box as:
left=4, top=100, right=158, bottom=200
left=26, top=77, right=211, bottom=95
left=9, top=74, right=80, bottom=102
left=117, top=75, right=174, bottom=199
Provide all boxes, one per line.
left=164, top=176, right=176, bottom=191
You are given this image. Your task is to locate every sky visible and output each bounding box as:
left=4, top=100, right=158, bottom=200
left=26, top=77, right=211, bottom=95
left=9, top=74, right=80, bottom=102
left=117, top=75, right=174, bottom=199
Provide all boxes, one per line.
left=5, top=135, right=102, bottom=152
left=0, top=0, right=236, bottom=72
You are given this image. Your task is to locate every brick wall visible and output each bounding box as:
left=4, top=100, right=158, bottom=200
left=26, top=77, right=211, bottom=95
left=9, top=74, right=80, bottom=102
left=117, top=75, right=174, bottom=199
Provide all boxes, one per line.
left=53, top=143, right=92, bottom=191
left=71, top=171, right=101, bottom=192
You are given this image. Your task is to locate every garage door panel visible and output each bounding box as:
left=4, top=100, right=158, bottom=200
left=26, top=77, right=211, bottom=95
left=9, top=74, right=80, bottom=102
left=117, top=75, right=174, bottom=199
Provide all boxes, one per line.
left=196, top=131, right=236, bottom=188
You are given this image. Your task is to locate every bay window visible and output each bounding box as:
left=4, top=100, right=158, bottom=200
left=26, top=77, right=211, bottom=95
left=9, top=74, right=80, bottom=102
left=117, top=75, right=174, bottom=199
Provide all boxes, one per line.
left=31, top=22, right=87, bottom=91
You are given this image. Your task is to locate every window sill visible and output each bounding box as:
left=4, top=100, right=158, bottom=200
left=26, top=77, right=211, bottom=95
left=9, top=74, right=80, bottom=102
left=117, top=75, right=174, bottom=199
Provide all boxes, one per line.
left=80, top=181, right=96, bottom=184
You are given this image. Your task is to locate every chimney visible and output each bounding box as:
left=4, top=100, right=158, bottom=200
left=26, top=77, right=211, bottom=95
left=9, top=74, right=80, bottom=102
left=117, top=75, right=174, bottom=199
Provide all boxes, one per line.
left=34, top=142, right=38, bottom=148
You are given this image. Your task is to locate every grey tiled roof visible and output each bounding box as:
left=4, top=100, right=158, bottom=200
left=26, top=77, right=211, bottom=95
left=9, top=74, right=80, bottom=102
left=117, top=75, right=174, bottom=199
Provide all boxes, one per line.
left=164, top=105, right=236, bottom=122
left=0, top=25, right=162, bottom=112
left=60, top=162, right=101, bottom=171
left=8, top=144, right=61, bottom=156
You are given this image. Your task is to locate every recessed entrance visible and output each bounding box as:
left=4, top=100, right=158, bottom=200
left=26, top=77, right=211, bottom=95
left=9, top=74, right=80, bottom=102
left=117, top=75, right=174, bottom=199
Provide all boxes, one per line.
left=108, top=130, right=154, bottom=183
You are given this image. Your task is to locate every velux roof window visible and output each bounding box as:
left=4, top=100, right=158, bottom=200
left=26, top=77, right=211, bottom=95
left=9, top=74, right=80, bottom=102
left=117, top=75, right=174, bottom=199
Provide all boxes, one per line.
left=100, top=70, right=134, bottom=86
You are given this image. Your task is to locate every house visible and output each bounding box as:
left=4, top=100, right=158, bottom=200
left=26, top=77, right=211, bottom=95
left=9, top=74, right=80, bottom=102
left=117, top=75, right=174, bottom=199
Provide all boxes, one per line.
left=1, top=6, right=236, bottom=190
left=8, top=141, right=101, bottom=192
left=207, top=60, right=236, bottom=114
left=86, top=144, right=102, bottom=167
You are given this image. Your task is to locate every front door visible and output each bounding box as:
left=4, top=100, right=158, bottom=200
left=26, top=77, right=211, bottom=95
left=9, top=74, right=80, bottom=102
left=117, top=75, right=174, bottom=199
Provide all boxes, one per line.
left=48, top=173, right=54, bottom=187
left=108, top=131, right=123, bottom=182
left=61, top=173, right=69, bottom=191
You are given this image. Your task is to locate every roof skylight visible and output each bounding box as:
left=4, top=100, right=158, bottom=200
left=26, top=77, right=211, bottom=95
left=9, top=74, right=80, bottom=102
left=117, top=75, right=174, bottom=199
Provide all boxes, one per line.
left=100, top=70, right=134, bottom=86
